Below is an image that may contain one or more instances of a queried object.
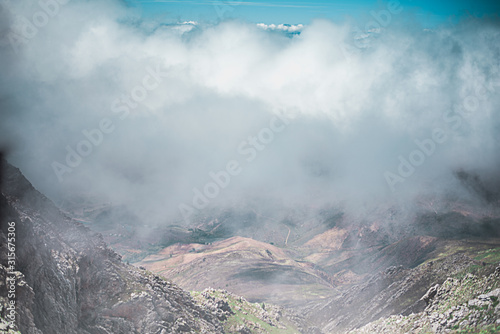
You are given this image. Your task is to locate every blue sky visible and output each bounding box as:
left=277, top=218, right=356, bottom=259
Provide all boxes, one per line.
left=126, top=0, right=500, bottom=26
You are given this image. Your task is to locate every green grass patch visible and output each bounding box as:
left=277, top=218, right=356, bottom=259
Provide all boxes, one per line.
left=474, top=248, right=500, bottom=264
left=490, top=296, right=499, bottom=308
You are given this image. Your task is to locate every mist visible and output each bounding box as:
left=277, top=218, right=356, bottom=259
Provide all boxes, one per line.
left=1, top=0, right=499, bottom=226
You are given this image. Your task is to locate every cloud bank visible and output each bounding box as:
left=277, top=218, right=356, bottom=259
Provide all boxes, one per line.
left=0, top=0, right=499, bottom=225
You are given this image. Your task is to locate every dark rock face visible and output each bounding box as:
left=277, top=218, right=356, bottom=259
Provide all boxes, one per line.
left=0, top=160, right=223, bottom=333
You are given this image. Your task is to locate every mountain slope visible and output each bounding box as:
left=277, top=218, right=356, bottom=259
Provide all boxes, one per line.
left=351, top=265, right=500, bottom=333
left=137, top=236, right=336, bottom=307
left=0, top=159, right=224, bottom=333
left=133, top=202, right=500, bottom=333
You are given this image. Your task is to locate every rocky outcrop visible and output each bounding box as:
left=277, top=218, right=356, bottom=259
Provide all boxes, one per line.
left=351, top=265, right=500, bottom=333
left=0, top=160, right=223, bottom=333
left=305, top=251, right=491, bottom=333
left=191, top=288, right=319, bottom=333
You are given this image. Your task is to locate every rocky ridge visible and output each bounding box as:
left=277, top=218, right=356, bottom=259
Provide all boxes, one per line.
left=351, top=264, right=500, bottom=333
left=191, top=288, right=321, bottom=333
left=0, top=160, right=223, bottom=333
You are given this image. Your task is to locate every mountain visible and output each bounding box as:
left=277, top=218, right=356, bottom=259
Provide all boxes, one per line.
left=136, top=236, right=336, bottom=308
left=2, top=155, right=500, bottom=333
left=351, top=265, right=500, bottom=333
left=0, top=158, right=315, bottom=333
left=0, top=158, right=226, bottom=333
left=121, top=186, right=500, bottom=333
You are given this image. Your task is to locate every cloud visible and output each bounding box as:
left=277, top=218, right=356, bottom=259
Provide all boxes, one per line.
left=256, top=23, right=304, bottom=33
left=0, top=0, right=499, bottom=225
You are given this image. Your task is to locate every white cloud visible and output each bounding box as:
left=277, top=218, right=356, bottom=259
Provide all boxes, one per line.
left=256, top=23, right=304, bottom=33
left=0, top=1, right=499, bottom=225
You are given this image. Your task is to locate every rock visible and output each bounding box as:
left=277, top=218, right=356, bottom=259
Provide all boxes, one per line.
left=0, top=161, right=223, bottom=334
left=349, top=260, right=500, bottom=334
